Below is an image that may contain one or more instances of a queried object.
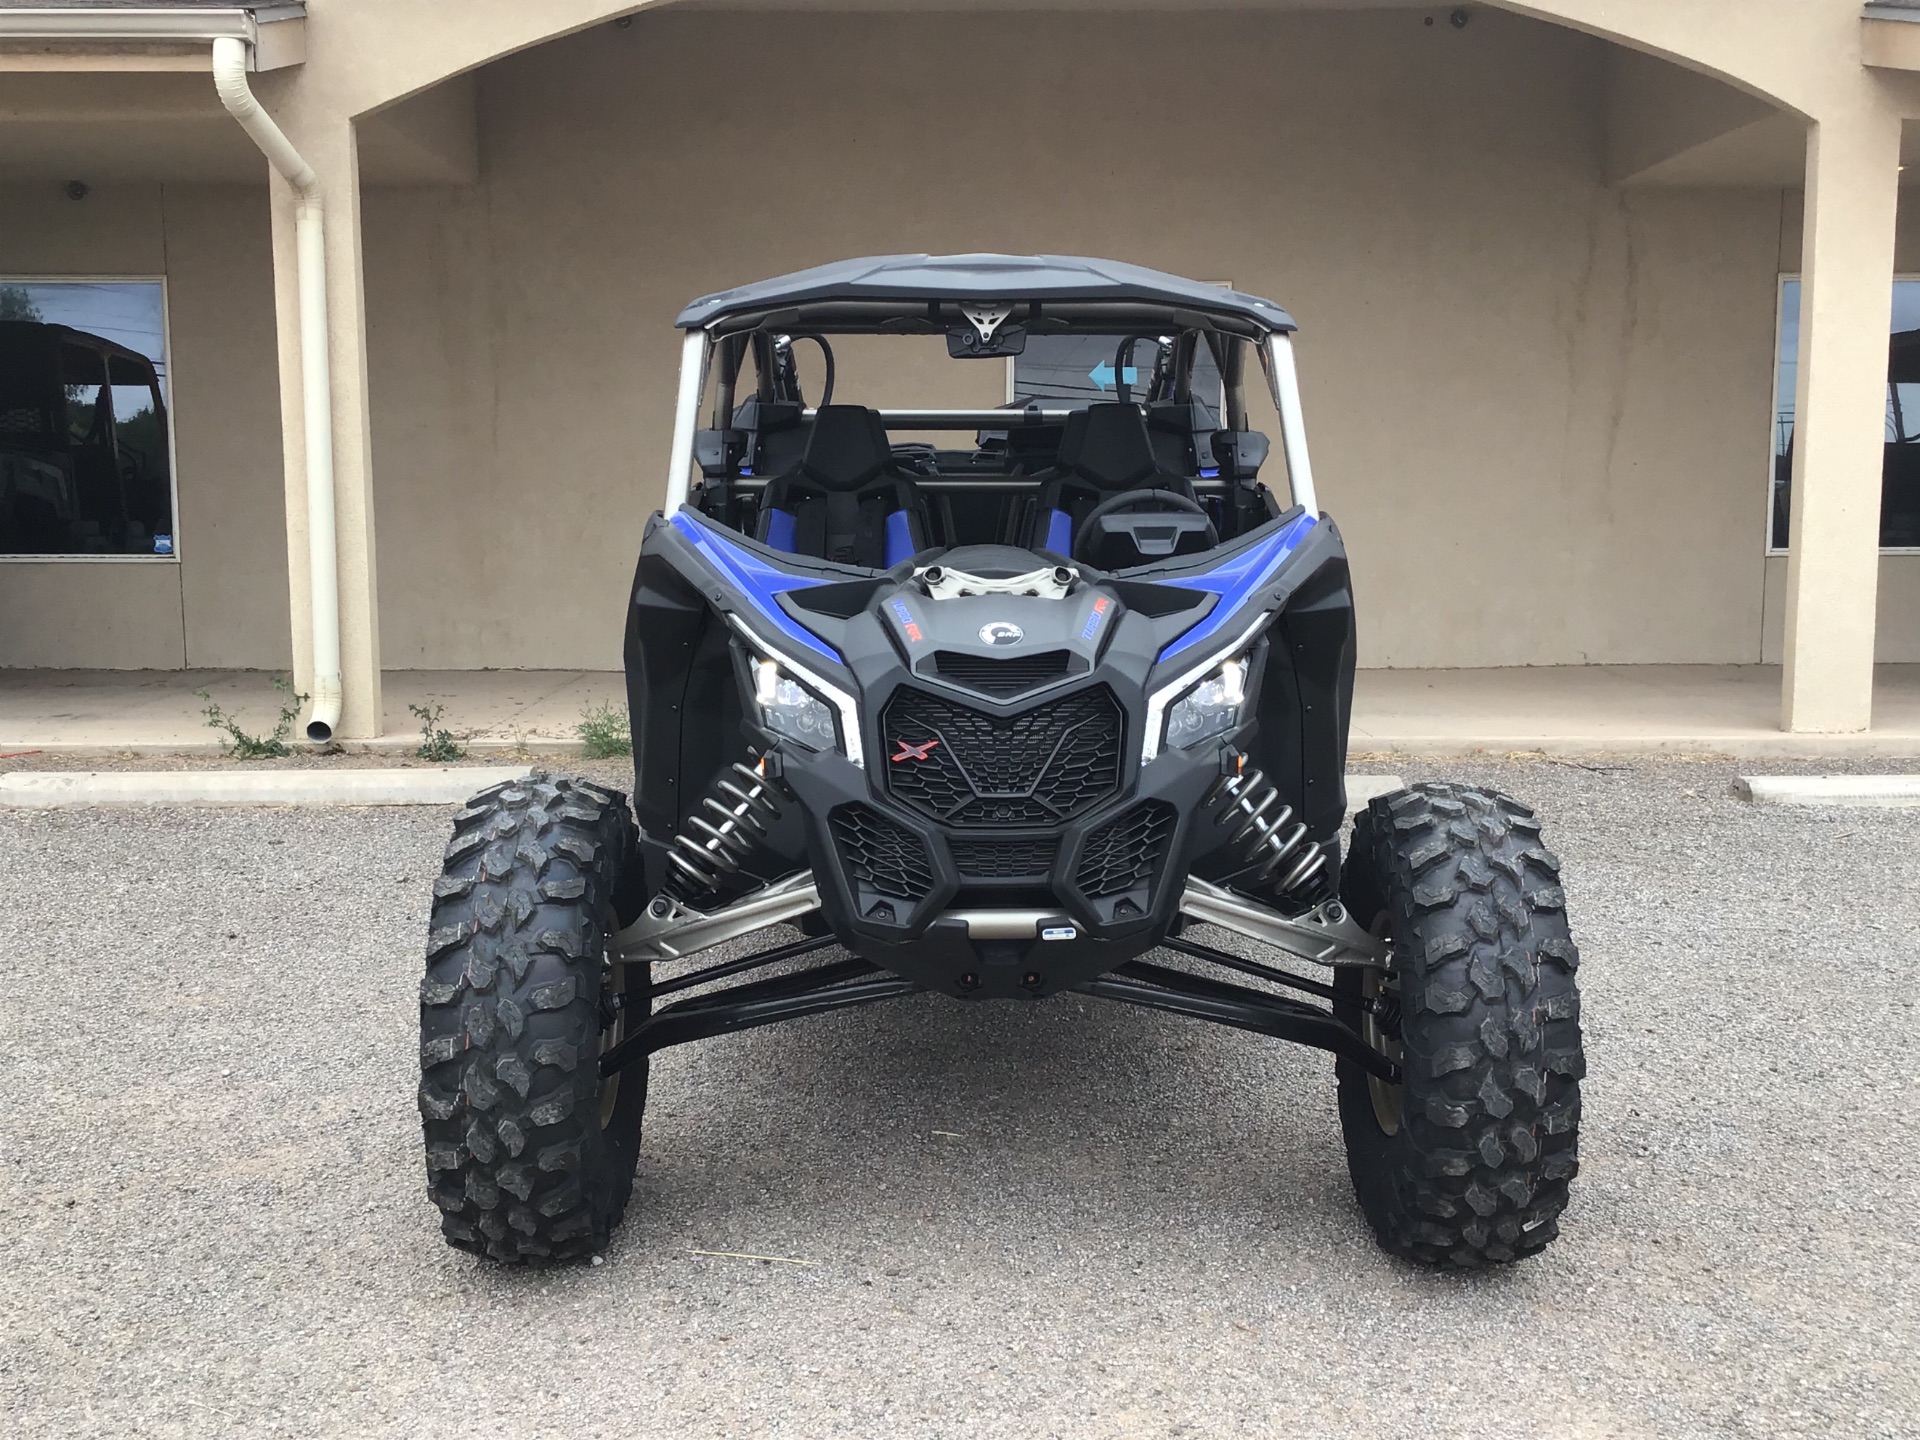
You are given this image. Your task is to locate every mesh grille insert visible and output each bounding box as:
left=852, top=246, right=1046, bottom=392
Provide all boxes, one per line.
left=1075, top=801, right=1178, bottom=902
left=948, top=837, right=1059, bottom=880
left=831, top=804, right=934, bottom=908
left=882, top=685, right=1124, bottom=828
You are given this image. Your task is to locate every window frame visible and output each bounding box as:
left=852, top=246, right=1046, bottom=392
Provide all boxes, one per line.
left=0, top=273, right=182, bottom=565
left=1766, top=270, right=1920, bottom=558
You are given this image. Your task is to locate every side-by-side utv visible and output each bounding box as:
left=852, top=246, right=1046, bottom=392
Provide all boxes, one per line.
left=418, top=255, right=1585, bottom=1269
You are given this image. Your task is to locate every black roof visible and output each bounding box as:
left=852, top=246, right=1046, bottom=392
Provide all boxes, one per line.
left=675, top=254, right=1297, bottom=336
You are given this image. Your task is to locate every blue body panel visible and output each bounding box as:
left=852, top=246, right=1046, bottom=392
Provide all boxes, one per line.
left=1043, top=508, right=1073, bottom=555
left=668, top=510, right=840, bottom=664
left=1154, top=513, right=1317, bottom=662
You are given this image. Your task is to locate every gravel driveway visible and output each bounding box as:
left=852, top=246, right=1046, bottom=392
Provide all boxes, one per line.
left=1, top=758, right=1915, bottom=1439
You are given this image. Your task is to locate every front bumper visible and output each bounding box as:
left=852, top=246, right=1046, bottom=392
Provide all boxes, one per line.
left=779, top=733, right=1232, bottom=998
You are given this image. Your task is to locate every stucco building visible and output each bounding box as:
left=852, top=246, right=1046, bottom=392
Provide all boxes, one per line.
left=3, top=0, right=1919, bottom=742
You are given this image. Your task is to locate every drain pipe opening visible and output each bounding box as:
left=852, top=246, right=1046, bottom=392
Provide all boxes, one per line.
left=212, top=36, right=342, bottom=744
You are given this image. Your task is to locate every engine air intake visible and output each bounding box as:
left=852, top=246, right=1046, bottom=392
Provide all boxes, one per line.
left=925, top=648, right=1082, bottom=698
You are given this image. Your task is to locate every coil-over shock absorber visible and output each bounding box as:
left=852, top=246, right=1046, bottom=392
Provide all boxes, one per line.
left=661, top=756, right=787, bottom=903
left=1202, top=759, right=1330, bottom=908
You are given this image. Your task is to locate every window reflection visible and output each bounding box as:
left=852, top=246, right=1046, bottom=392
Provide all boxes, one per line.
left=0, top=280, right=174, bottom=557
left=1772, top=277, right=1920, bottom=551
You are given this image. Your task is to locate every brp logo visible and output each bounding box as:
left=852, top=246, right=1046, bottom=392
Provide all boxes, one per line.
left=979, top=622, right=1024, bottom=647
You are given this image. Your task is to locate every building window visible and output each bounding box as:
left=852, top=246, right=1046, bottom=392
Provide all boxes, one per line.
left=1770, top=276, right=1920, bottom=552
left=0, top=279, right=176, bottom=558
left=1012, top=333, right=1225, bottom=423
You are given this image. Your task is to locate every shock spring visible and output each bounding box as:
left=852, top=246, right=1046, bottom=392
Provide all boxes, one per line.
left=1202, top=763, right=1330, bottom=904
left=663, top=757, right=786, bottom=902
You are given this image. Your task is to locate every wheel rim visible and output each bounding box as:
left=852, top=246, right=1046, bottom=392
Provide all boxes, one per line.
left=598, top=957, right=626, bottom=1130
left=1360, top=914, right=1403, bottom=1135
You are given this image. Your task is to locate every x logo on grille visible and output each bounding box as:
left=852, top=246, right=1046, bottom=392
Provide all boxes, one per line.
left=891, top=738, right=941, bottom=763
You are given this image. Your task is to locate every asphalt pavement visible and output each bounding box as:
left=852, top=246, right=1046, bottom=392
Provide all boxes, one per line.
left=1, top=758, right=1915, bottom=1439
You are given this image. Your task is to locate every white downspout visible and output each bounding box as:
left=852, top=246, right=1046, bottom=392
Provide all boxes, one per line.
left=212, top=35, right=342, bottom=743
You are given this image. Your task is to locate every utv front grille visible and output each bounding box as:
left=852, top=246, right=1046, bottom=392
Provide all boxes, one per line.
left=831, top=804, right=934, bottom=917
left=925, top=649, right=1082, bottom=698
left=1075, top=801, right=1177, bottom=906
left=881, top=685, right=1124, bottom=828
left=948, top=837, right=1059, bottom=881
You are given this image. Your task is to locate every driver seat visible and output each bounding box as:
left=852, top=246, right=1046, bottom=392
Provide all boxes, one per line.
left=1027, top=403, right=1200, bottom=557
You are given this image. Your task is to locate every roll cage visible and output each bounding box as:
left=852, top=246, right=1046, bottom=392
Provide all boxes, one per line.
left=659, top=255, right=1320, bottom=546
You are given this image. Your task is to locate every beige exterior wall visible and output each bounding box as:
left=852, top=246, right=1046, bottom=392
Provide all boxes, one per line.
left=6, top=3, right=1917, bottom=679
left=0, top=180, right=288, bottom=668
left=352, top=7, right=1812, bottom=669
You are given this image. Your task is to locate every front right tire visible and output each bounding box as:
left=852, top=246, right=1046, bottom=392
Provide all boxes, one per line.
left=1335, top=782, right=1586, bottom=1267
left=419, top=774, right=649, bottom=1262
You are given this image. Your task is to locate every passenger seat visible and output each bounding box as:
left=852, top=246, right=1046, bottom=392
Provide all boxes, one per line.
left=756, top=405, right=930, bottom=568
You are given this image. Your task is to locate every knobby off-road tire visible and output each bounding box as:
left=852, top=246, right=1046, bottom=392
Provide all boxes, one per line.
left=1335, top=782, right=1585, bottom=1267
left=419, top=774, right=649, bottom=1262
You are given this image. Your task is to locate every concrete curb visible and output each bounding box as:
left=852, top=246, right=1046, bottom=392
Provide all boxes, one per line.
left=0, top=766, right=1405, bottom=814
left=1345, top=775, right=1405, bottom=812
left=1733, top=774, right=1920, bottom=807
left=0, top=766, right=531, bottom=808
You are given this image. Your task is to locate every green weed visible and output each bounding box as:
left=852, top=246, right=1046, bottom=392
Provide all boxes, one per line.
left=410, top=703, right=465, bottom=762
left=197, top=676, right=307, bottom=759
left=576, top=700, right=632, bottom=759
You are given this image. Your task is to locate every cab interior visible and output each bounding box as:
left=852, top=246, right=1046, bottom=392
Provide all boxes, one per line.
left=688, top=322, right=1287, bottom=572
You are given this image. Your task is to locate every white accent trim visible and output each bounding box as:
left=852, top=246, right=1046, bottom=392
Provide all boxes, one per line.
left=1140, top=613, right=1269, bottom=765
left=1266, top=334, right=1318, bottom=518
left=664, top=330, right=711, bottom=513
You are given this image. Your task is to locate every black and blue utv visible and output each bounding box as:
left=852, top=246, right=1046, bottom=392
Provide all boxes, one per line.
left=419, top=255, right=1586, bottom=1269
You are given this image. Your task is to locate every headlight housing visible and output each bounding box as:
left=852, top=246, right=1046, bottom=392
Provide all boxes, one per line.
left=1163, top=656, right=1250, bottom=751
left=753, top=657, right=839, bottom=751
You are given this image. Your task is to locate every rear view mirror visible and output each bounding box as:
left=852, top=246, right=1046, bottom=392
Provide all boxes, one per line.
left=947, top=326, right=1026, bottom=358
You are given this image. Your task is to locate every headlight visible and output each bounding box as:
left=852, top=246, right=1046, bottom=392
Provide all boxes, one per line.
left=753, top=658, right=839, bottom=751
left=1163, top=657, right=1250, bottom=750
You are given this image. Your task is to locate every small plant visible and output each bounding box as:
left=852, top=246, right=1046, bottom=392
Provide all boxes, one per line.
left=577, top=700, right=632, bottom=759
left=197, top=676, right=307, bottom=760
left=411, top=702, right=465, bottom=762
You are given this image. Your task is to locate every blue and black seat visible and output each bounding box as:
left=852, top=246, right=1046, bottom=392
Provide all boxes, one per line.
left=756, top=405, right=930, bottom=568
left=1027, top=402, right=1205, bottom=559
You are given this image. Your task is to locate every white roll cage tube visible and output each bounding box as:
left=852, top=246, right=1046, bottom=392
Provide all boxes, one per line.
left=663, top=328, right=1321, bottom=520
left=1263, top=333, right=1319, bottom=520
left=663, top=329, right=712, bottom=513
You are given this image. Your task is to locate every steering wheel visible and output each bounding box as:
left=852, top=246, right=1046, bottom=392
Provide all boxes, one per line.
left=1071, top=488, right=1218, bottom=562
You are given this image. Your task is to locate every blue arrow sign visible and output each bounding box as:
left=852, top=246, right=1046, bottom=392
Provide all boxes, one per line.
left=1088, top=361, right=1141, bottom=391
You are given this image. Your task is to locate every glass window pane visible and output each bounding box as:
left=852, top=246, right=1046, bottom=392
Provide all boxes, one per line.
left=0, top=280, right=173, bottom=556
left=1770, top=277, right=1920, bottom=551
left=1014, top=333, right=1223, bottom=422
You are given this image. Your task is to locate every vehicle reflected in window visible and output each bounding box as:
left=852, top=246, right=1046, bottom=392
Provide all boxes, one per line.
left=0, top=280, right=174, bottom=557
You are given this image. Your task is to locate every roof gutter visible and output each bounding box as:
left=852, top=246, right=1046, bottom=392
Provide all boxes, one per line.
left=210, top=33, right=339, bottom=743
left=0, top=6, right=305, bottom=70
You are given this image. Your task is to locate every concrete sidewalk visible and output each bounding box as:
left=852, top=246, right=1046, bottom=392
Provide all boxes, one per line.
left=3, top=664, right=1920, bottom=758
